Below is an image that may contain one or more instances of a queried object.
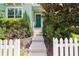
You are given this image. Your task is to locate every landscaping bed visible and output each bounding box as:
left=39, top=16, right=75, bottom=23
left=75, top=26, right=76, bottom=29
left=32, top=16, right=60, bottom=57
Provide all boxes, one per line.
left=20, top=37, right=32, bottom=49
left=0, top=12, right=32, bottom=56
left=20, top=37, right=32, bottom=56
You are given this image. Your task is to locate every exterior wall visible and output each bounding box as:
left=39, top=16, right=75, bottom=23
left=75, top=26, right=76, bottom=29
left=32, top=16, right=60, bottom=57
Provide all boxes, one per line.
left=0, top=4, right=6, bottom=17
left=0, top=3, right=33, bottom=30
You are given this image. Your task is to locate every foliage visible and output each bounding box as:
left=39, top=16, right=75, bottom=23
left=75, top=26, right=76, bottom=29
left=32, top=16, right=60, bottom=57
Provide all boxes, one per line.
left=71, top=33, right=79, bottom=39
left=0, top=27, right=6, bottom=39
left=42, top=3, right=79, bottom=40
left=0, top=18, right=22, bottom=28
left=0, top=14, right=32, bottom=39
left=0, top=12, right=4, bottom=18
left=22, top=12, right=32, bottom=37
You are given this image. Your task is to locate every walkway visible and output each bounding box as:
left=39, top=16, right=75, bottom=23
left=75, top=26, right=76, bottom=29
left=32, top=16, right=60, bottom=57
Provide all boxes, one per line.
left=29, top=35, right=47, bottom=56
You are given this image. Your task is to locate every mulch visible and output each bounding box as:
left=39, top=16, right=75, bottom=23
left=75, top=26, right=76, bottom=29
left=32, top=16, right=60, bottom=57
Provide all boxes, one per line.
left=43, top=36, right=53, bottom=56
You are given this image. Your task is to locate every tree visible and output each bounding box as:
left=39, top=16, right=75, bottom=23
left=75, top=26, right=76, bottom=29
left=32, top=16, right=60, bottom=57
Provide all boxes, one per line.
left=41, top=3, right=79, bottom=40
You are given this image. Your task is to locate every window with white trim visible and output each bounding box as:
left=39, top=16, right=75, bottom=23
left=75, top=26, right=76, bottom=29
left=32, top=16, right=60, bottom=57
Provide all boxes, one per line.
left=7, top=8, right=22, bottom=18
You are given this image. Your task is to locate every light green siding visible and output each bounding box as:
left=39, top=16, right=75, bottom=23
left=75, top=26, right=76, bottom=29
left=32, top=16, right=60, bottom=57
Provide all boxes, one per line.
left=0, top=4, right=6, bottom=17
left=0, top=3, right=33, bottom=29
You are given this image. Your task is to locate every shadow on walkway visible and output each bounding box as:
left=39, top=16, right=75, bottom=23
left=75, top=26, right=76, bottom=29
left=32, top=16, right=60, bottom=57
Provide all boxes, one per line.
left=43, top=36, right=53, bottom=56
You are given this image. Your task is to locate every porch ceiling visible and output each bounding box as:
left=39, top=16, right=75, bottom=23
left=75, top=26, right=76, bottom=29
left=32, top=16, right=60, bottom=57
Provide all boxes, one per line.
left=32, top=5, right=46, bottom=13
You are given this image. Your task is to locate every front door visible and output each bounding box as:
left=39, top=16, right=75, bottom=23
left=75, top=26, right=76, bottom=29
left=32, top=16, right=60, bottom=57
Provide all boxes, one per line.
left=35, top=14, right=41, bottom=28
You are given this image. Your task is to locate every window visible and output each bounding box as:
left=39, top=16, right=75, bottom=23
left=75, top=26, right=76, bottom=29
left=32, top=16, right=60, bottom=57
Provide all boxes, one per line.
left=8, top=8, right=14, bottom=18
left=15, top=8, right=22, bottom=18
left=7, top=8, right=22, bottom=18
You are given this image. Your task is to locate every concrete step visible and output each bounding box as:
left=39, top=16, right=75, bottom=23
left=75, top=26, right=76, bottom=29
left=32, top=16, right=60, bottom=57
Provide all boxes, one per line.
left=32, top=36, right=44, bottom=41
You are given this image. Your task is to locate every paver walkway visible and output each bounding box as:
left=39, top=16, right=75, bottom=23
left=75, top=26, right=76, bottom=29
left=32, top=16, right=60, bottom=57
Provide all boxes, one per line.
left=29, top=35, right=47, bottom=56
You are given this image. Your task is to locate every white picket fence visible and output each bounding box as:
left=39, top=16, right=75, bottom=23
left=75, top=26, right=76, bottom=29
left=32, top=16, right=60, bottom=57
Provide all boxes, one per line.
left=0, top=39, right=20, bottom=56
left=53, top=38, right=79, bottom=56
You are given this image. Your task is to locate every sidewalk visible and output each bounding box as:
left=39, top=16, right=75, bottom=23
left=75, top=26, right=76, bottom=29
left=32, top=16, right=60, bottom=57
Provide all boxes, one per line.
left=29, top=35, right=47, bottom=56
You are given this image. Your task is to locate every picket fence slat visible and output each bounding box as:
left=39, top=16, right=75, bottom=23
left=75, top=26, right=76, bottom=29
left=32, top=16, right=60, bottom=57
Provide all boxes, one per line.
left=53, top=38, right=58, bottom=56
left=60, top=38, right=63, bottom=56
left=0, top=40, right=2, bottom=56
left=65, top=38, right=68, bottom=56
left=0, top=39, right=20, bottom=56
left=70, top=38, right=73, bottom=56
left=14, top=39, right=20, bottom=56
left=9, top=39, right=13, bottom=56
left=53, top=38, right=79, bottom=56
left=4, top=40, right=7, bottom=56
left=74, top=38, right=78, bottom=56
left=18, top=39, right=20, bottom=56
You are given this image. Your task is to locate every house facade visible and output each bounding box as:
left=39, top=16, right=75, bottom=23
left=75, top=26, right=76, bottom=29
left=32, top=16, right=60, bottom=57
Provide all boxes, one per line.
left=0, top=3, right=45, bottom=34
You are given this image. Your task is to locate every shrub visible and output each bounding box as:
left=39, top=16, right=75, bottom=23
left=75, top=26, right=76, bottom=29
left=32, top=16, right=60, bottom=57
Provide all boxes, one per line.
left=43, top=15, right=71, bottom=40
left=0, top=16, right=32, bottom=39
left=21, top=12, right=32, bottom=37
left=0, top=18, right=22, bottom=28
left=0, top=27, right=6, bottom=39
left=43, top=25, right=53, bottom=40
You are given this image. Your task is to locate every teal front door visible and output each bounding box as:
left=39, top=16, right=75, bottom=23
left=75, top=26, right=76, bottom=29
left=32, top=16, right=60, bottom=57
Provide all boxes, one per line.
left=35, top=14, right=41, bottom=27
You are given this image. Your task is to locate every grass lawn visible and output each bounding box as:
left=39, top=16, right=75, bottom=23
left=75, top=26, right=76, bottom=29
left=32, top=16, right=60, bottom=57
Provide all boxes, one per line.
left=71, top=33, right=79, bottom=39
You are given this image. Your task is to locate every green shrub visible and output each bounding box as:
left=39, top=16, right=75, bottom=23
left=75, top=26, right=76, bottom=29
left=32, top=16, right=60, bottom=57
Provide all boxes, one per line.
left=43, top=25, right=53, bottom=39
left=43, top=15, right=71, bottom=40
left=0, top=27, right=6, bottom=39
left=0, top=17, right=32, bottom=39
left=0, top=18, right=22, bottom=27
left=0, top=12, right=4, bottom=18
left=22, top=12, right=32, bottom=37
left=71, top=33, right=79, bottom=39
left=71, top=26, right=79, bottom=34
